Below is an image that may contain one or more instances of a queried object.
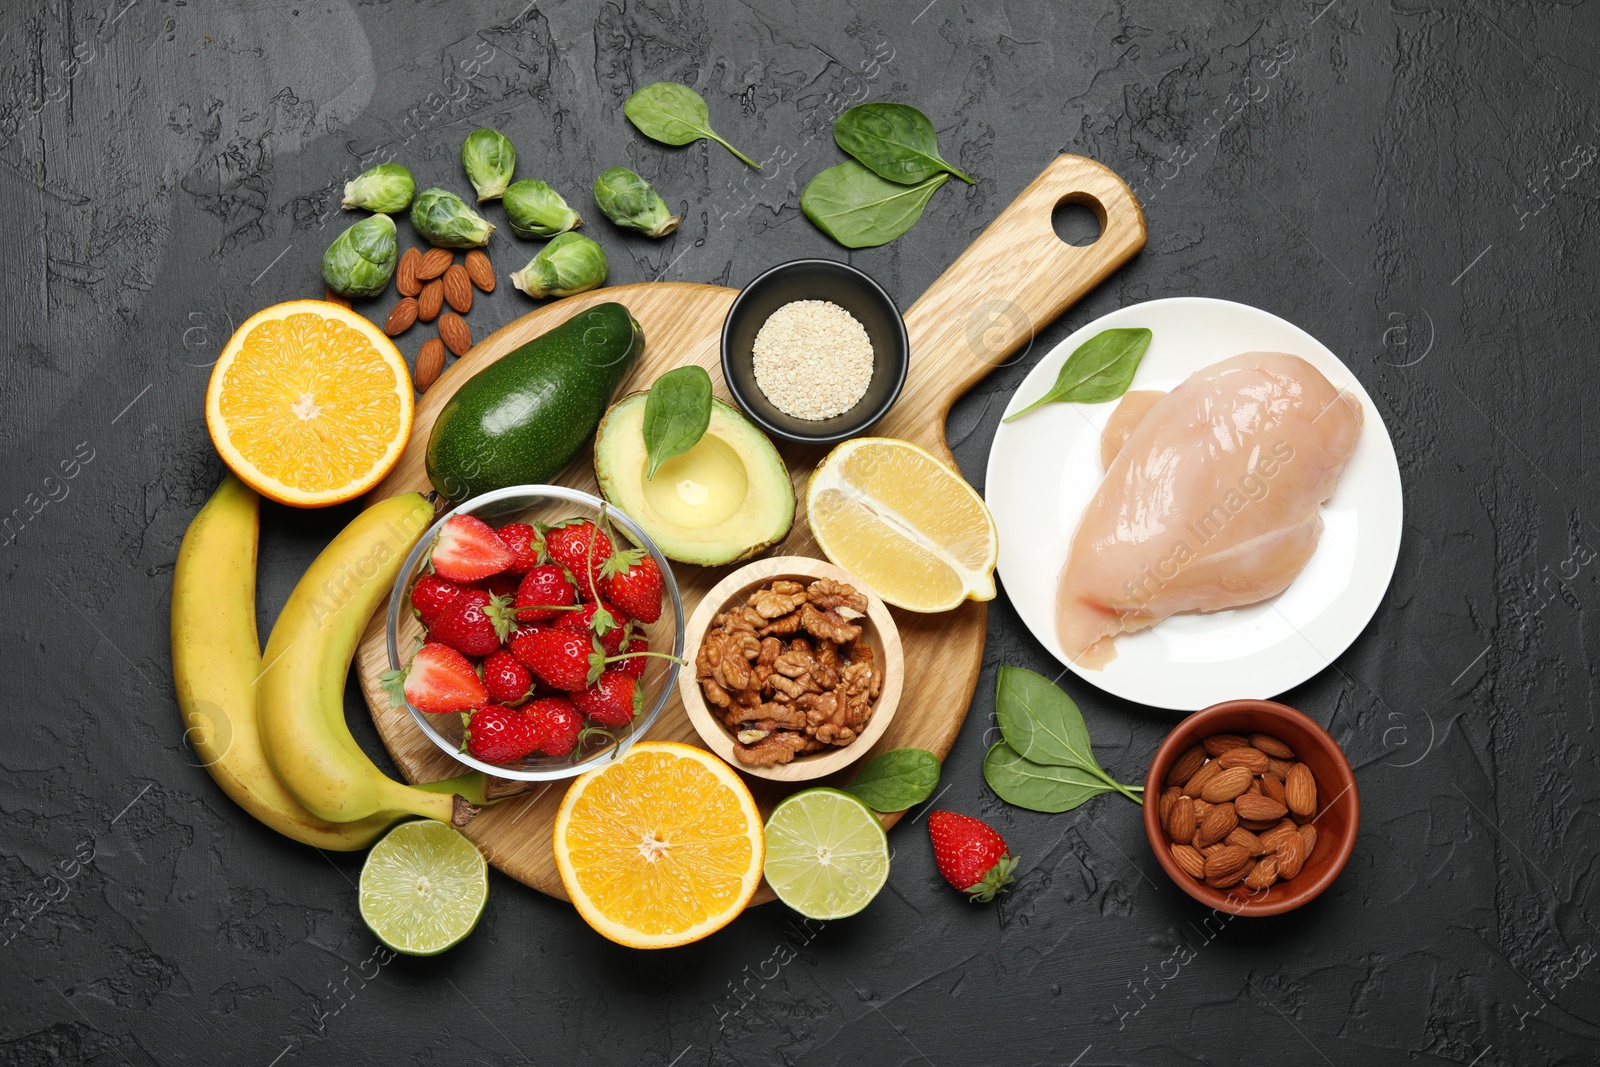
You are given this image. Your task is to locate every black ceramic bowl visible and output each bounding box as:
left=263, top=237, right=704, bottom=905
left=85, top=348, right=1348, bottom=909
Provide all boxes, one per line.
left=720, top=259, right=909, bottom=444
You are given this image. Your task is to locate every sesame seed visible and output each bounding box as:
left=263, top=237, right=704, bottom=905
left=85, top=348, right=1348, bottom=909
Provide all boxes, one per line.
left=751, top=300, right=875, bottom=421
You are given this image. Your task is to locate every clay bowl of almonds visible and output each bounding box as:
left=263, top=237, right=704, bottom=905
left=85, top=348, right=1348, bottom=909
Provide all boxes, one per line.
left=679, top=556, right=904, bottom=782
left=1143, top=699, right=1359, bottom=916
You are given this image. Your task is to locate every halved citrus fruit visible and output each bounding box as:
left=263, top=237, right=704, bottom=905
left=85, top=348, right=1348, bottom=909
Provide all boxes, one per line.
left=553, top=742, right=764, bottom=949
left=205, top=299, right=413, bottom=507
left=359, top=820, right=487, bottom=956
left=806, top=437, right=998, bottom=612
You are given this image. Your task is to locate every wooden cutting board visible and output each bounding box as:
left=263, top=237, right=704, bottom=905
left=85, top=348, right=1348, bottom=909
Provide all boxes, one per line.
left=354, top=154, right=1146, bottom=901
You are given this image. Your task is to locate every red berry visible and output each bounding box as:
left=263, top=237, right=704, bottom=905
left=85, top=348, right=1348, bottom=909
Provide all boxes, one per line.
left=526, top=697, right=582, bottom=756
left=481, top=649, right=532, bottom=705
left=927, top=811, right=1017, bottom=903
left=613, top=636, right=649, bottom=679
left=431, top=514, right=514, bottom=582
left=476, top=571, right=520, bottom=599
left=544, top=520, right=613, bottom=601
left=410, top=574, right=464, bottom=628
left=497, top=523, right=543, bottom=575
left=513, top=564, right=577, bottom=624
left=465, top=705, right=546, bottom=763
left=572, top=670, right=642, bottom=728
left=557, top=601, right=629, bottom=656
left=384, top=644, right=487, bottom=715
left=601, top=550, right=664, bottom=624
left=509, top=627, right=595, bottom=691
left=426, top=587, right=502, bottom=658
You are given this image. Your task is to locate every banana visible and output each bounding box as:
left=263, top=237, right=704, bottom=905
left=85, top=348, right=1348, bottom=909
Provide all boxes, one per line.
left=173, top=475, right=478, bottom=850
left=258, top=492, right=478, bottom=826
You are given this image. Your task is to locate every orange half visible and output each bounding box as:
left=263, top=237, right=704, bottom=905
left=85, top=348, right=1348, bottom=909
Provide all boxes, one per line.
left=205, top=300, right=413, bottom=507
left=553, top=742, right=764, bottom=949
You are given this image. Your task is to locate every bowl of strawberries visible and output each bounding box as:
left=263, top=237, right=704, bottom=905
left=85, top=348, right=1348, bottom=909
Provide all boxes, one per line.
left=382, top=484, right=685, bottom=780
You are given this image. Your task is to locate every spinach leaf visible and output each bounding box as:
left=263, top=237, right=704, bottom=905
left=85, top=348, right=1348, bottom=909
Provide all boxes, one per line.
left=624, top=82, right=760, bottom=168
left=834, top=102, right=974, bottom=185
left=995, top=665, right=1098, bottom=770
left=801, top=162, right=949, bottom=248
left=642, top=366, right=713, bottom=479
left=983, top=743, right=1112, bottom=813
left=842, top=748, right=941, bottom=812
left=1003, top=328, right=1153, bottom=422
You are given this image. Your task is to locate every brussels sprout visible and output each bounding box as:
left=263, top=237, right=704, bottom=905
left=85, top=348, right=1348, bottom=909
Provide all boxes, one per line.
left=460, top=128, right=516, bottom=201
left=340, top=162, right=415, bottom=214
left=592, top=166, right=679, bottom=238
left=321, top=213, right=397, bottom=298
left=410, top=187, right=496, bottom=248
left=509, top=232, right=608, bottom=298
left=503, top=179, right=582, bottom=239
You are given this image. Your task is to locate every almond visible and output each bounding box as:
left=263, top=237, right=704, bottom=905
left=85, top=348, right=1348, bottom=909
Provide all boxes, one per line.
left=1217, top=747, right=1269, bottom=774
left=1158, top=786, right=1181, bottom=824
left=438, top=312, right=472, bottom=356
left=1258, top=819, right=1300, bottom=852
left=1261, top=772, right=1287, bottom=806
left=1170, top=843, right=1206, bottom=880
left=1234, top=794, right=1288, bottom=822
left=417, top=247, right=453, bottom=280
left=323, top=286, right=352, bottom=308
left=1191, top=798, right=1214, bottom=821
left=1266, top=756, right=1296, bottom=780
left=1226, top=827, right=1267, bottom=856
left=464, top=249, right=496, bottom=292
left=397, top=248, right=423, bottom=297
left=1285, top=763, right=1317, bottom=817
left=1239, top=817, right=1281, bottom=832
left=1184, top=760, right=1224, bottom=797
left=1246, top=778, right=1262, bottom=796
left=418, top=279, right=444, bottom=321
left=443, top=263, right=473, bottom=313
left=1201, top=842, right=1227, bottom=857
left=414, top=338, right=446, bottom=392
left=384, top=297, right=419, bottom=336
left=1298, top=824, right=1318, bottom=857
left=1202, top=734, right=1250, bottom=757
left=1203, top=845, right=1251, bottom=887
left=1168, top=796, right=1197, bottom=844
left=1275, top=831, right=1307, bottom=880
left=1244, top=855, right=1279, bottom=891
left=1194, top=801, right=1237, bottom=847
left=1250, top=733, right=1295, bottom=759
left=1167, top=745, right=1207, bottom=787
left=1201, top=766, right=1253, bottom=803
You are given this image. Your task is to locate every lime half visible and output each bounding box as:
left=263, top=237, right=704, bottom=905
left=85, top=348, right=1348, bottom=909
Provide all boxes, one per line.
left=359, top=820, right=488, bottom=955
left=763, top=788, right=890, bottom=920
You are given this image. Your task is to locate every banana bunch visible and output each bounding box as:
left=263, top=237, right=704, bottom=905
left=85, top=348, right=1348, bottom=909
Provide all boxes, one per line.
left=173, top=475, right=497, bottom=850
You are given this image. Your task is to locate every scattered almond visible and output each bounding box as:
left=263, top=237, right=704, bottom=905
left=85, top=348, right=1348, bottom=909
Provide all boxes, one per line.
left=443, top=264, right=473, bottom=313
left=1201, top=766, right=1254, bottom=803
left=1170, top=843, right=1206, bottom=880
left=397, top=248, right=422, bottom=297
left=1202, top=734, right=1250, bottom=757
left=438, top=312, right=472, bottom=357
left=1194, top=801, right=1237, bottom=848
left=418, top=279, right=444, bottom=322
left=1250, top=734, right=1295, bottom=759
left=417, top=247, right=453, bottom=280
left=414, top=338, right=446, bottom=392
left=1266, top=756, right=1296, bottom=780
left=1167, top=796, right=1197, bottom=844
left=1239, top=816, right=1281, bottom=832
left=464, top=249, right=496, bottom=292
left=384, top=297, right=419, bottom=336
left=1285, top=763, right=1317, bottom=818
left=1168, top=744, right=1207, bottom=786
left=1235, top=794, right=1289, bottom=822
left=1191, top=798, right=1214, bottom=821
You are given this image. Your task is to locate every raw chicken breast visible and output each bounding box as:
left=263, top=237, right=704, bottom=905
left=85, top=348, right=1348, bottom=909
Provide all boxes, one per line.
left=1057, top=352, right=1363, bottom=667
left=1099, top=390, right=1166, bottom=469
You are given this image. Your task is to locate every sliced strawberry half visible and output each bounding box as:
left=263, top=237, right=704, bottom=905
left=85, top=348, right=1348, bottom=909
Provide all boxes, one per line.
left=430, top=514, right=514, bottom=582
left=381, top=643, right=488, bottom=714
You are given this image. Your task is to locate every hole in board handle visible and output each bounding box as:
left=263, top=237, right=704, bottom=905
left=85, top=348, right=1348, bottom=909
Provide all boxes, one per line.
left=1051, top=194, right=1105, bottom=247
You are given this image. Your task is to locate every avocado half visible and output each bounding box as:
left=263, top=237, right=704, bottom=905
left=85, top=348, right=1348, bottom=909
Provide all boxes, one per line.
left=594, top=392, right=795, bottom=566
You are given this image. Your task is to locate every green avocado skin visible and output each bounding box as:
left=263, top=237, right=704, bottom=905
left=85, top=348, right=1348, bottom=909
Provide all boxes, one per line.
left=425, top=302, right=644, bottom=501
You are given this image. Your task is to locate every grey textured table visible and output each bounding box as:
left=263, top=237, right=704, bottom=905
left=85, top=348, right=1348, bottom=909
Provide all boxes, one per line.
left=3, top=1, right=1597, bottom=1064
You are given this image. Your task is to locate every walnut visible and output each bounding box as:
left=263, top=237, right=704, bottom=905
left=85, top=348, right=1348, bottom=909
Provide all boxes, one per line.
left=759, top=612, right=802, bottom=637
left=807, top=578, right=868, bottom=616
left=801, top=602, right=861, bottom=644
left=734, top=730, right=809, bottom=766
left=749, top=583, right=807, bottom=619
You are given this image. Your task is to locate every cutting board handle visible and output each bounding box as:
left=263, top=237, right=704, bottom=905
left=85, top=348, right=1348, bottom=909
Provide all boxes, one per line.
left=887, top=154, right=1146, bottom=457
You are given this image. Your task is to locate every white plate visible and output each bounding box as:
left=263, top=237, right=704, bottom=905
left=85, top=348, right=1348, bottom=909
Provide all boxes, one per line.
left=984, top=297, right=1403, bottom=711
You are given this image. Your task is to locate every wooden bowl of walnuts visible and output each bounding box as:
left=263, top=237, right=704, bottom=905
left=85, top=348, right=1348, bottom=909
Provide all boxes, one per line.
left=679, top=556, right=904, bottom=782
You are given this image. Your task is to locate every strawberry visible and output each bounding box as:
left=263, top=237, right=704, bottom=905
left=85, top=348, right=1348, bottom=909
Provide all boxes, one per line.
left=430, top=514, right=513, bottom=582
left=613, top=636, right=650, bottom=679
left=464, top=705, right=545, bottom=764
left=544, top=520, right=613, bottom=601
left=382, top=644, right=488, bottom=715
left=927, top=811, right=1017, bottom=902
left=572, top=670, right=642, bottom=727
left=600, top=549, right=663, bottom=624
left=557, top=601, right=629, bottom=656
left=526, top=697, right=582, bottom=756
left=496, top=522, right=543, bottom=574
left=426, top=587, right=503, bottom=657
left=476, top=571, right=521, bottom=599
left=481, top=648, right=532, bottom=705
left=410, top=574, right=464, bottom=628
left=513, top=564, right=578, bottom=623
left=509, top=627, right=595, bottom=690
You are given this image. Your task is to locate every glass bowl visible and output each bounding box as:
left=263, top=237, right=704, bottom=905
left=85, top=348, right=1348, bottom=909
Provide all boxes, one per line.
left=385, top=485, right=685, bottom=781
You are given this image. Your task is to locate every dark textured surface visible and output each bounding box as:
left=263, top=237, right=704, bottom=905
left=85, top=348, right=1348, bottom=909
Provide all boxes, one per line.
left=2, top=1, right=1597, bottom=1064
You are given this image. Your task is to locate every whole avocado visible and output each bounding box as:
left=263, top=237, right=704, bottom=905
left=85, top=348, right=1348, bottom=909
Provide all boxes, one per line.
left=425, top=303, right=644, bottom=500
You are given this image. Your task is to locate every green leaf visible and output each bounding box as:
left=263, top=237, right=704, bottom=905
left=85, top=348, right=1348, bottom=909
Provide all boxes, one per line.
left=983, top=743, right=1112, bottom=813
left=642, top=366, right=713, bottom=479
left=800, top=161, right=949, bottom=249
left=834, top=102, right=973, bottom=185
left=994, top=666, right=1100, bottom=771
left=624, top=82, right=760, bottom=168
left=842, top=748, right=941, bottom=812
left=1003, top=328, right=1153, bottom=422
